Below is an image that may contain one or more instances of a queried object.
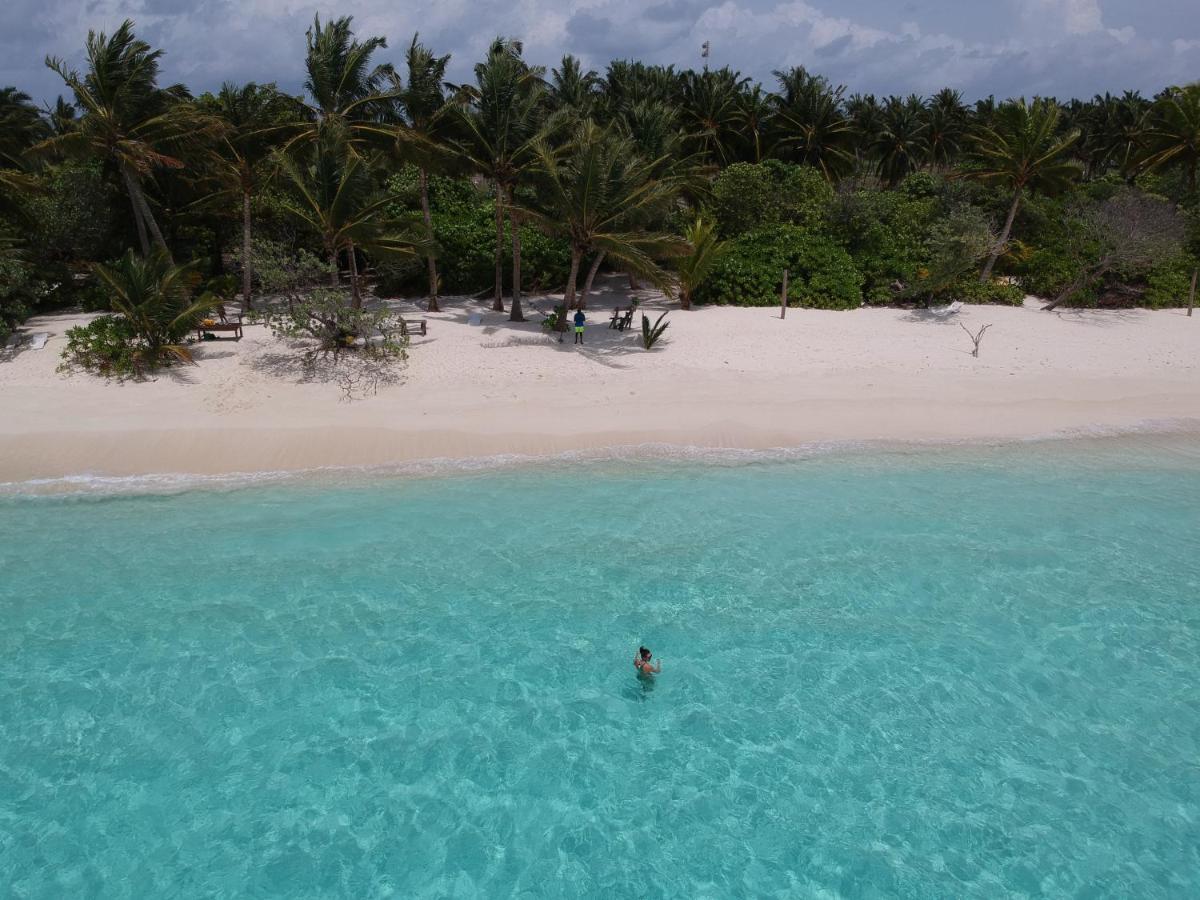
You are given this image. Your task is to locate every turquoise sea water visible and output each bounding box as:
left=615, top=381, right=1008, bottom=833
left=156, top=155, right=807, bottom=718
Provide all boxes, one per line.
left=2, top=437, right=1199, bottom=898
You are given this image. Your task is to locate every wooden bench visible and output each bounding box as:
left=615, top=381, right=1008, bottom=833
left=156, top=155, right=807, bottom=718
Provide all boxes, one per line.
left=608, top=307, right=634, bottom=331
left=401, top=318, right=428, bottom=337
left=196, top=321, right=243, bottom=340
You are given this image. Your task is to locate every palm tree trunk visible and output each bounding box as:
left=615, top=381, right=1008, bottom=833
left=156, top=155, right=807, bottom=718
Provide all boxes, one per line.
left=329, top=247, right=339, bottom=287
left=348, top=241, right=362, bottom=309
left=120, top=166, right=150, bottom=256
left=419, top=167, right=439, bottom=312
left=578, top=251, right=606, bottom=309
left=1043, top=259, right=1110, bottom=312
left=509, top=201, right=524, bottom=322
left=492, top=184, right=505, bottom=312
left=124, top=168, right=171, bottom=260
left=241, top=189, right=253, bottom=311
left=564, top=247, right=582, bottom=309
left=980, top=189, right=1022, bottom=283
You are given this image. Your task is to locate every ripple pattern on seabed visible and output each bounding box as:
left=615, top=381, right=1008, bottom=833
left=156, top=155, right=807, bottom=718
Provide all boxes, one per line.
left=1, top=440, right=1199, bottom=898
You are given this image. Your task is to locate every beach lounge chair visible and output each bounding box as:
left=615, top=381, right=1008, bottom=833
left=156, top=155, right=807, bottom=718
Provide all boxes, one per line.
left=196, top=318, right=243, bottom=340
left=400, top=318, right=428, bottom=337
left=468, top=313, right=483, bottom=326
left=27, top=333, right=49, bottom=350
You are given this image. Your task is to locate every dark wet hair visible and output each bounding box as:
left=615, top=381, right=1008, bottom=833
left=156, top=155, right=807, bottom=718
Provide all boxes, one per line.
left=639, top=646, right=651, bottom=659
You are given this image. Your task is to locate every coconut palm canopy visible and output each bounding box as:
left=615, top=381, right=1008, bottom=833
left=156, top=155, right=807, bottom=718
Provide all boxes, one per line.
left=1, top=16, right=1197, bottom=350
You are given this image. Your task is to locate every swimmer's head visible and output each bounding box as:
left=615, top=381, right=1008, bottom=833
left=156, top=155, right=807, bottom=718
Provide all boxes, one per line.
left=639, top=646, right=651, bottom=660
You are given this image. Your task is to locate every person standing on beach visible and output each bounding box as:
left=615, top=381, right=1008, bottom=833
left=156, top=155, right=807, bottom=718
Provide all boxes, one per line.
left=573, top=308, right=586, bottom=344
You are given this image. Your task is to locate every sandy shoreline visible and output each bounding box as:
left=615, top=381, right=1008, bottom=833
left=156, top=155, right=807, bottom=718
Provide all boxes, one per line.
left=2, top=276, right=1198, bottom=483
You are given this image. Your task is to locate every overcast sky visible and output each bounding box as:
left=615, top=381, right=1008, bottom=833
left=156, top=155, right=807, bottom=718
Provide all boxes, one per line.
left=3, top=0, right=1198, bottom=107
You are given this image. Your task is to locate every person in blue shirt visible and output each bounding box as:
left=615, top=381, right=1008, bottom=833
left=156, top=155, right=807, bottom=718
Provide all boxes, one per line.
left=573, top=308, right=586, bottom=344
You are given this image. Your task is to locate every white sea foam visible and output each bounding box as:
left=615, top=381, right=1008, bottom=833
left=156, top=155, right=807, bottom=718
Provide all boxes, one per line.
left=2, top=419, right=1196, bottom=498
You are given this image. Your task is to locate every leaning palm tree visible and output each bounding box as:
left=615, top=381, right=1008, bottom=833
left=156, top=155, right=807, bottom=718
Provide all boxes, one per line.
left=449, top=37, right=550, bottom=321
left=674, top=217, right=728, bottom=310
left=93, top=248, right=215, bottom=371
left=40, top=20, right=209, bottom=259
left=274, top=149, right=428, bottom=308
left=966, top=98, right=1080, bottom=282
left=38, top=21, right=210, bottom=259
left=391, top=35, right=454, bottom=311
left=1140, top=84, right=1200, bottom=195
left=526, top=120, right=685, bottom=309
left=201, top=82, right=292, bottom=310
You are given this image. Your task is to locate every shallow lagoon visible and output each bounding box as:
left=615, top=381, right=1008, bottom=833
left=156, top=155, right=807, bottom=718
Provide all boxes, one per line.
left=2, top=437, right=1199, bottom=897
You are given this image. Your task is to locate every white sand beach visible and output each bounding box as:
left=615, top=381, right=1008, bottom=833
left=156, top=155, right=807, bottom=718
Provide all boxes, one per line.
left=1, top=276, right=1198, bottom=483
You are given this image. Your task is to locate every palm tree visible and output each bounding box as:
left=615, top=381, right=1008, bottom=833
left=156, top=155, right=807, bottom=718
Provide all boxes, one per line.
left=450, top=38, right=550, bottom=321
left=846, top=93, right=884, bottom=172
left=93, top=248, right=215, bottom=372
left=0, top=88, right=48, bottom=166
left=873, top=95, right=928, bottom=186
left=674, top=217, right=728, bottom=310
left=201, top=82, right=291, bottom=310
left=737, top=85, right=773, bottom=163
left=392, top=35, right=454, bottom=311
left=926, top=88, right=968, bottom=171
left=290, top=15, right=395, bottom=156
left=45, top=96, right=77, bottom=137
left=549, top=55, right=600, bottom=119
left=678, top=67, right=750, bottom=165
left=1141, top=84, right=1200, bottom=195
left=274, top=150, right=427, bottom=307
left=526, top=120, right=684, bottom=310
left=966, top=98, right=1080, bottom=281
left=770, top=67, right=855, bottom=181
left=41, top=20, right=206, bottom=258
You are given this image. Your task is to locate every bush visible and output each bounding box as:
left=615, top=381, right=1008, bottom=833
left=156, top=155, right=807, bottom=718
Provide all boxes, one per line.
left=59, top=315, right=141, bottom=378
left=697, top=225, right=863, bottom=308
left=710, top=160, right=833, bottom=237
left=380, top=206, right=572, bottom=296
left=829, top=187, right=935, bottom=303
left=0, top=255, right=45, bottom=340
left=1144, top=253, right=1199, bottom=308
left=949, top=279, right=1025, bottom=305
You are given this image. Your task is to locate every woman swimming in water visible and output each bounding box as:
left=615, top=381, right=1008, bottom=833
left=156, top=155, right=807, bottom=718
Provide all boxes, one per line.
left=634, top=646, right=661, bottom=679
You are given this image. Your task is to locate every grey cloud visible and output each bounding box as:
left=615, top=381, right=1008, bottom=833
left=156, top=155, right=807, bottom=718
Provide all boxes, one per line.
left=2, top=0, right=1198, bottom=107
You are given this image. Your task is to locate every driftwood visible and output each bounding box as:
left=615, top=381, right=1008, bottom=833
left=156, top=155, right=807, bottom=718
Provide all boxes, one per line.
left=960, top=322, right=992, bottom=358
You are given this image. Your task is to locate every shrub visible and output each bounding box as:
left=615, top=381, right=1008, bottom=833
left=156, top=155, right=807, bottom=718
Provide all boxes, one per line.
left=710, top=160, right=834, bottom=237
left=59, top=315, right=141, bottom=378
left=949, top=279, right=1025, bottom=305
left=58, top=250, right=215, bottom=378
left=828, top=187, right=934, bottom=303
left=379, top=171, right=572, bottom=297
left=697, top=225, right=863, bottom=308
left=260, top=288, right=407, bottom=356
left=0, top=255, right=44, bottom=340
left=641, top=311, right=670, bottom=348
left=1144, top=253, right=1200, bottom=308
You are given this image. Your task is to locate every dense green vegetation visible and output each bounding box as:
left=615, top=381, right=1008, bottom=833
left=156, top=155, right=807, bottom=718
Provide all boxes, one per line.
left=1, top=17, right=1198, bottom=363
